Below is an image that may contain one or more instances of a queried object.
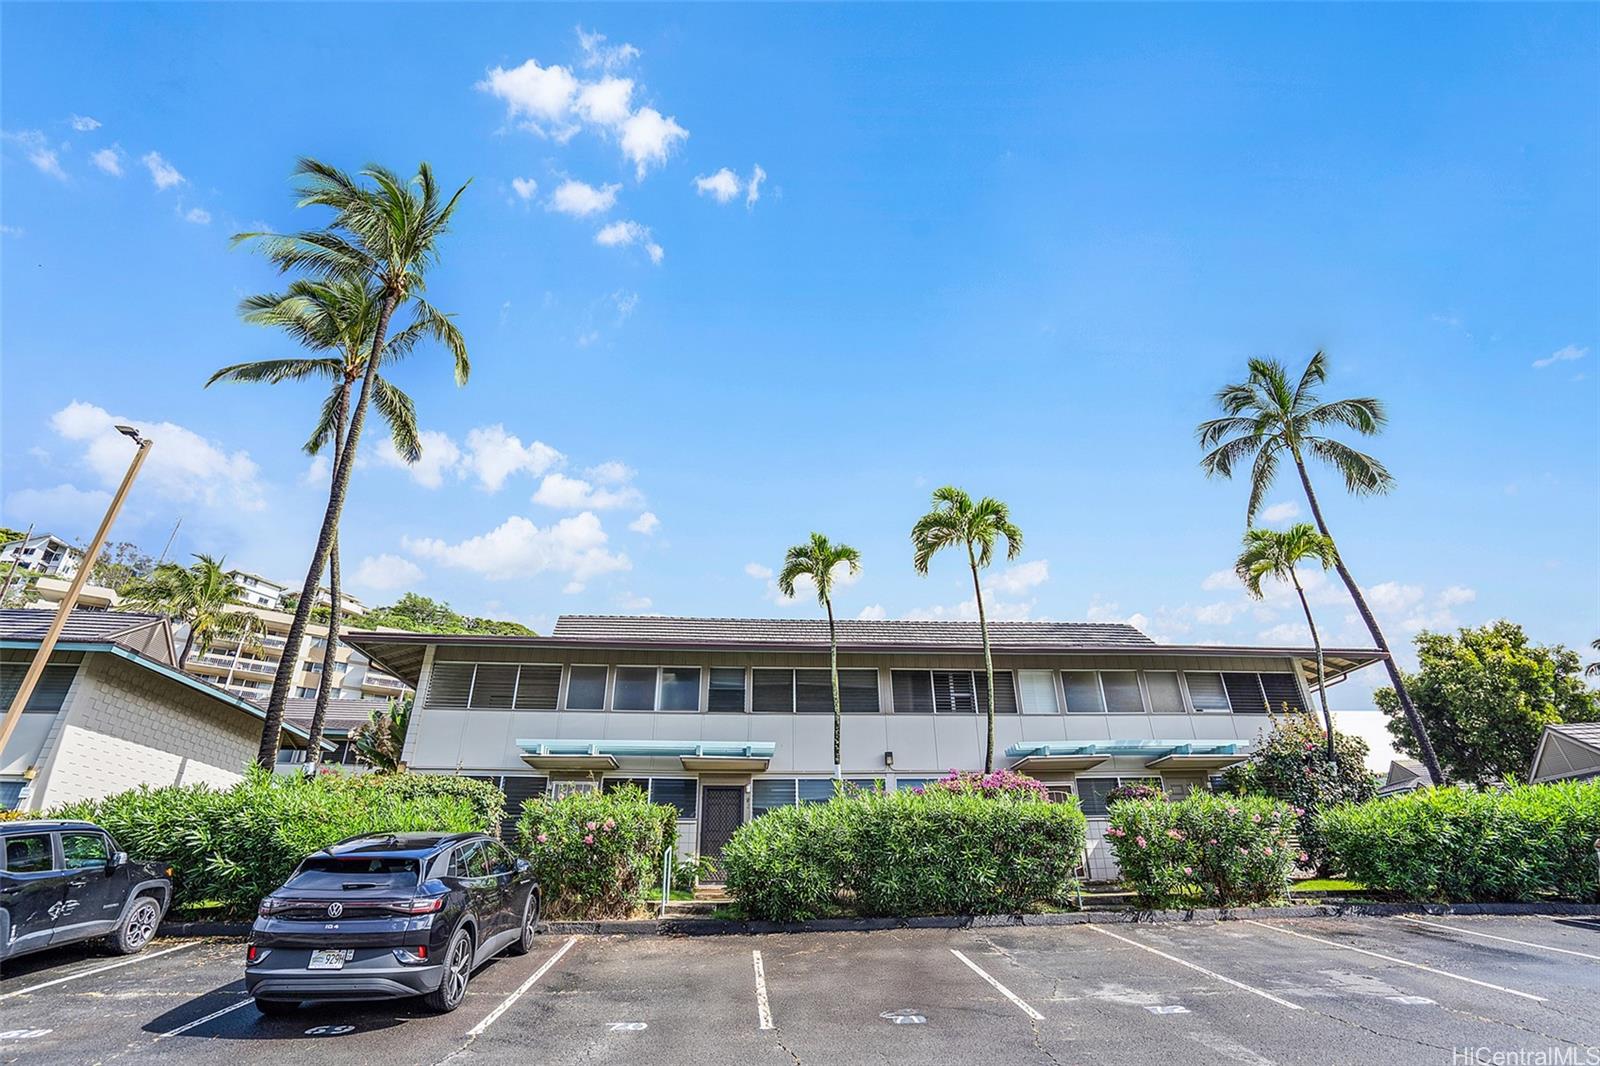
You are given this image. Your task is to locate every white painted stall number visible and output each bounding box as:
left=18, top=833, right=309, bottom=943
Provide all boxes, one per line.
left=0, top=1030, right=52, bottom=1040
left=1385, top=995, right=1436, bottom=1006
left=881, top=1009, right=926, bottom=1025
left=305, top=1025, right=356, bottom=1036
left=607, top=1022, right=648, bottom=1032
left=1145, top=1005, right=1190, bottom=1015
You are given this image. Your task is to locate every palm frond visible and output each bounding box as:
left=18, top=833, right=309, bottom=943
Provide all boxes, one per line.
left=206, top=357, right=341, bottom=388
left=1303, top=396, right=1386, bottom=436
left=1244, top=442, right=1282, bottom=525
left=372, top=377, right=421, bottom=463
left=1304, top=437, right=1395, bottom=496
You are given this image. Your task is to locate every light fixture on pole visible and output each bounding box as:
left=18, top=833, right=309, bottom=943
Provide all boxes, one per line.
left=0, top=428, right=153, bottom=761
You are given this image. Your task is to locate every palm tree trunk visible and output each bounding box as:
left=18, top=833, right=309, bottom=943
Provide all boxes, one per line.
left=1291, top=456, right=1443, bottom=785
left=178, top=626, right=196, bottom=669
left=305, top=390, right=350, bottom=772
left=827, top=598, right=842, bottom=779
left=258, top=293, right=398, bottom=768
left=968, top=543, right=997, bottom=773
left=1290, top=570, right=1336, bottom=764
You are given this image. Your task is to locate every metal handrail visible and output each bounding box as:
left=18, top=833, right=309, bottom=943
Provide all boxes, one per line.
left=660, top=846, right=674, bottom=917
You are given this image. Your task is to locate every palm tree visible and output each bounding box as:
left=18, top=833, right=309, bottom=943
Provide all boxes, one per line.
left=777, top=534, right=863, bottom=780
left=1197, top=351, right=1444, bottom=785
left=350, top=696, right=412, bottom=773
left=1235, top=524, right=1341, bottom=762
left=120, top=554, right=258, bottom=667
left=1586, top=639, right=1599, bottom=678
left=236, top=159, right=469, bottom=769
left=911, top=486, right=1023, bottom=772
left=208, top=277, right=427, bottom=767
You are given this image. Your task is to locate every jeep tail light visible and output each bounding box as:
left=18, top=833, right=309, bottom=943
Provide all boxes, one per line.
left=388, top=897, right=446, bottom=915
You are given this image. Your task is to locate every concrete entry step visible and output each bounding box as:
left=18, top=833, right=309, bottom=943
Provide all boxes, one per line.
left=693, top=884, right=732, bottom=902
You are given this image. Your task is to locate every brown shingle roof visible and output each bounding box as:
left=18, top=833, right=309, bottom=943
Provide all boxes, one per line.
left=0, top=608, right=167, bottom=643
left=549, top=615, right=1155, bottom=650
left=269, top=696, right=389, bottom=735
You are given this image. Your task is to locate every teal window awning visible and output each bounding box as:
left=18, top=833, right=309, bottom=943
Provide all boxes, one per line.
left=516, top=739, right=776, bottom=759
left=1004, top=740, right=1240, bottom=759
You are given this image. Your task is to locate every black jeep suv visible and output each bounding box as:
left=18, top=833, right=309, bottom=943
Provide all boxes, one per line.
left=1, top=819, right=172, bottom=964
left=246, top=832, right=541, bottom=1014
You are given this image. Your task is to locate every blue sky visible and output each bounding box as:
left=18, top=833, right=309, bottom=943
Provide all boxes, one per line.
left=2, top=4, right=1596, bottom=712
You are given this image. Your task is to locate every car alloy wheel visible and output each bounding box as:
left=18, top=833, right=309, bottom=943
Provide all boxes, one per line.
left=124, top=899, right=159, bottom=948
left=444, top=934, right=472, bottom=1007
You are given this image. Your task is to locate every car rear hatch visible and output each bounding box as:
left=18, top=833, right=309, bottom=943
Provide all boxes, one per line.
left=254, top=855, right=442, bottom=947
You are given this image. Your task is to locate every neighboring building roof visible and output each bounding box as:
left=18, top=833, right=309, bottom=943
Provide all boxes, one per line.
left=344, top=613, right=1388, bottom=690
left=273, top=696, right=389, bottom=737
left=551, top=615, right=1157, bottom=649
left=1, top=533, right=78, bottom=551
left=1529, top=722, right=1600, bottom=783
left=0, top=608, right=325, bottom=749
left=1378, top=758, right=1431, bottom=794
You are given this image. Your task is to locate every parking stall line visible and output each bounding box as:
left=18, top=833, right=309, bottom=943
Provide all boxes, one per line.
left=153, top=996, right=254, bottom=1040
left=752, top=949, right=775, bottom=1030
left=1397, top=916, right=1600, bottom=962
left=1084, top=925, right=1303, bottom=1010
left=949, top=949, right=1046, bottom=1021
left=1241, top=920, right=1548, bottom=1003
left=465, top=936, right=578, bottom=1039
left=0, top=942, right=196, bottom=1000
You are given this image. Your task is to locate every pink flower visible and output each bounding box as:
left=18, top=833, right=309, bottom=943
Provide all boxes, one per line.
left=586, top=821, right=598, bottom=831
left=1166, top=829, right=1184, bottom=840
left=1263, top=846, right=1274, bottom=855
left=1182, top=866, right=1193, bottom=876
left=1107, top=827, right=1126, bottom=838
left=583, top=833, right=595, bottom=845
left=1135, top=835, right=1148, bottom=848
left=1250, top=813, right=1261, bottom=823
left=1238, top=846, right=1249, bottom=855
left=1298, top=852, right=1310, bottom=863
left=1207, top=838, right=1219, bottom=846
left=1293, top=807, right=1305, bottom=817
left=1226, top=807, right=1240, bottom=816
left=603, top=818, right=616, bottom=831
left=535, top=833, right=548, bottom=844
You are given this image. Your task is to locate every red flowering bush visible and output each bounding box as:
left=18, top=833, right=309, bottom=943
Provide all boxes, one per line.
left=514, top=784, right=677, bottom=919
left=921, top=768, right=1051, bottom=800
left=1106, top=782, right=1166, bottom=806
left=1106, top=792, right=1298, bottom=907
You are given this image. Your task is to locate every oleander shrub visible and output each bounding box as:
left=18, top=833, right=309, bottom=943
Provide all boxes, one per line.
left=52, top=769, right=489, bottom=917
left=512, top=784, right=677, bottom=919
left=322, top=771, right=505, bottom=832
left=919, top=769, right=1052, bottom=800
left=1317, top=781, right=1600, bottom=902
left=1107, top=792, right=1299, bottom=907
left=1106, top=781, right=1166, bottom=806
left=722, top=785, right=1087, bottom=922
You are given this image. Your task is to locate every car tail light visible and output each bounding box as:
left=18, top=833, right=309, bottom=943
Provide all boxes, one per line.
left=247, top=944, right=269, bottom=964
left=388, top=897, right=446, bottom=915
left=258, top=898, right=286, bottom=917
left=392, top=946, right=430, bottom=965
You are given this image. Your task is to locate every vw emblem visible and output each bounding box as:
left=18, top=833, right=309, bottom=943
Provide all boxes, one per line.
left=325, top=902, right=343, bottom=918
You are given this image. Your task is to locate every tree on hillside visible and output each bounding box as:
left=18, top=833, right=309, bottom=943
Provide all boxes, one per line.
left=234, top=159, right=469, bottom=770
left=777, top=533, right=862, bottom=779
left=911, top=486, right=1023, bottom=773
left=1375, top=621, right=1600, bottom=787
left=1234, top=524, right=1340, bottom=762
left=120, top=554, right=259, bottom=667
left=359, top=593, right=536, bottom=636
left=90, top=542, right=156, bottom=591
left=1197, top=351, right=1445, bottom=786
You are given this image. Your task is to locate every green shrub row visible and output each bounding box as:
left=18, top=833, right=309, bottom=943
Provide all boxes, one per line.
left=53, top=770, right=497, bottom=917
left=1106, top=793, right=1300, bottom=907
left=722, top=787, right=1088, bottom=922
left=1317, top=781, right=1600, bottom=902
left=513, top=784, right=678, bottom=919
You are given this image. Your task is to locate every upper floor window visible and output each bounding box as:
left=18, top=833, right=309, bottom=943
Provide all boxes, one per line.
left=566, top=666, right=607, bottom=710
left=424, top=661, right=562, bottom=710
left=889, top=670, right=1016, bottom=714
left=612, top=666, right=703, bottom=712
left=753, top=669, right=879, bottom=713
left=707, top=668, right=747, bottom=712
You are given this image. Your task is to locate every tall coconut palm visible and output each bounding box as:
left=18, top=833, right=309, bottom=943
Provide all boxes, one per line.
left=1197, top=350, right=1443, bottom=784
left=208, top=277, right=428, bottom=766
left=911, top=486, right=1023, bottom=772
left=1586, top=639, right=1599, bottom=678
left=120, top=554, right=258, bottom=667
left=236, top=159, right=468, bottom=769
left=777, top=534, right=863, bottom=780
left=1235, top=524, right=1340, bottom=762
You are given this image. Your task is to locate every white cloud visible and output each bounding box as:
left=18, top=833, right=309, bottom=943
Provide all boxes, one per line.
left=463, top=425, right=562, bottom=491
left=577, top=27, right=640, bottom=72
left=613, top=291, right=639, bottom=318
left=68, top=114, right=101, bottom=132
left=744, top=562, right=773, bottom=580
left=619, top=592, right=652, bottom=610
left=182, top=206, right=211, bottom=225
left=749, top=555, right=862, bottom=607
left=4, top=130, right=66, bottom=180
left=1200, top=569, right=1234, bottom=591
left=986, top=559, right=1049, bottom=596
left=1194, top=600, right=1246, bottom=626
left=1532, top=344, right=1588, bottom=369
left=694, top=168, right=741, bottom=204
left=618, top=107, right=688, bottom=179
left=510, top=176, right=539, bottom=201
left=477, top=59, right=580, bottom=140
left=1437, top=585, right=1477, bottom=607
left=405, top=511, right=630, bottom=583
left=352, top=553, right=424, bottom=592
left=628, top=511, right=659, bottom=535
left=90, top=145, right=123, bottom=176
left=594, top=219, right=663, bottom=263
left=0, top=224, right=22, bottom=238
left=1260, top=501, right=1300, bottom=523
left=48, top=401, right=264, bottom=512
left=376, top=429, right=462, bottom=489
left=575, top=76, right=634, bottom=127
left=140, top=151, right=185, bottom=190
left=746, top=164, right=766, bottom=208
left=1363, top=581, right=1425, bottom=615
left=303, top=454, right=331, bottom=486
left=548, top=178, right=619, bottom=217
left=857, top=604, right=887, bottom=621
left=585, top=460, right=633, bottom=484
left=532, top=471, right=642, bottom=511
left=1257, top=622, right=1307, bottom=643
left=905, top=598, right=1039, bottom=623
left=3, top=483, right=112, bottom=532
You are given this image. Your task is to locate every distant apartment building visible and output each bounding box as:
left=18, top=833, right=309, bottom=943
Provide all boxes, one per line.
left=227, top=569, right=366, bottom=616
left=1, top=533, right=85, bottom=579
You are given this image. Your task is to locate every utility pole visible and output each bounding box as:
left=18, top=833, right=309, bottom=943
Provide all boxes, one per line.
left=155, top=516, right=182, bottom=567
left=0, top=428, right=151, bottom=758
left=0, top=522, right=36, bottom=607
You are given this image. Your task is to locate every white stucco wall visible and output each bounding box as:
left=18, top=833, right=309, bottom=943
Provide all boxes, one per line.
left=28, top=653, right=260, bottom=808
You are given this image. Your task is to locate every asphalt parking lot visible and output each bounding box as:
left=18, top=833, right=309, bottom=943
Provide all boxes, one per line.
left=1, top=914, right=1596, bottom=1065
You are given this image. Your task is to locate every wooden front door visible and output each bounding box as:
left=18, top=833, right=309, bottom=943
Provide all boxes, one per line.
left=698, top=785, right=745, bottom=882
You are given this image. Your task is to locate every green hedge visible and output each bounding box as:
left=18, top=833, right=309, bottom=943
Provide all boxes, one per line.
left=513, top=784, right=677, bottom=919
left=722, top=788, right=1088, bottom=922
left=52, top=770, right=496, bottom=917
left=1317, top=782, right=1600, bottom=902
left=1106, top=793, right=1299, bottom=907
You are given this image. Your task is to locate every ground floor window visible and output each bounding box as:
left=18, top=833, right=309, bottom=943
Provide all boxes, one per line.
left=463, top=773, right=550, bottom=837
left=752, top=777, right=883, bottom=815
left=603, top=776, right=698, bottom=819
left=1075, top=776, right=1163, bottom=816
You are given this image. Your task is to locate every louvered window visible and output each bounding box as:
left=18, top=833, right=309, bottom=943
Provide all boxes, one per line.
left=1143, top=671, right=1185, bottom=714
left=753, top=778, right=797, bottom=815
left=1062, top=671, right=1106, bottom=713
left=708, top=668, right=747, bottom=712
left=566, top=666, right=607, bottom=710
left=0, top=663, right=78, bottom=713
left=797, top=779, right=836, bottom=804
left=1258, top=673, right=1305, bottom=714
left=1019, top=669, right=1059, bottom=714
left=1222, top=673, right=1268, bottom=715
left=1100, top=671, right=1145, bottom=714
left=839, top=670, right=880, bottom=713
left=932, top=671, right=977, bottom=713
left=891, top=670, right=935, bottom=713
left=514, top=666, right=562, bottom=710
left=795, top=669, right=834, bottom=713
left=976, top=671, right=1019, bottom=714
left=752, top=669, right=794, bottom=712
left=425, top=662, right=474, bottom=708
left=1184, top=672, right=1232, bottom=712
left=470, top=664, right=518, bottom=709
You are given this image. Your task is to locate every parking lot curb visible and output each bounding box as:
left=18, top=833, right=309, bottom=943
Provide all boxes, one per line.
left=159, top=920, right=252, bottom=937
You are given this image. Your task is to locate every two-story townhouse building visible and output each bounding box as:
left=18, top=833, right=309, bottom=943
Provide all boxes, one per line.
left=343, top=616, right=1384, bottom=880
left=1, top=533, right=85, bottom=579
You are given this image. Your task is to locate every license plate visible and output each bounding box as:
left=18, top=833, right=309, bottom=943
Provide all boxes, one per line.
left=308, top=949, right=354, bottom=970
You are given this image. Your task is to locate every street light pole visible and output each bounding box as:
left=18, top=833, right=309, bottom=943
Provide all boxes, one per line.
left=0, top=428, right=152, bottom=758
